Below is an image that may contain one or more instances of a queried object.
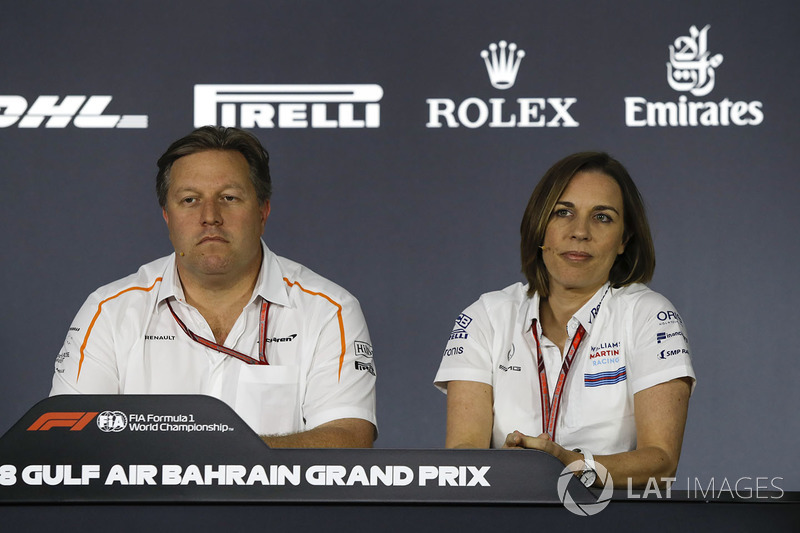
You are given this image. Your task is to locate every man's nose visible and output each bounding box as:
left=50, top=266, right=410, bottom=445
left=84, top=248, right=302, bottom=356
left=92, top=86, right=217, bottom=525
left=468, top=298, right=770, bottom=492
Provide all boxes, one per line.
left=201, top=201, right=222, bottom=225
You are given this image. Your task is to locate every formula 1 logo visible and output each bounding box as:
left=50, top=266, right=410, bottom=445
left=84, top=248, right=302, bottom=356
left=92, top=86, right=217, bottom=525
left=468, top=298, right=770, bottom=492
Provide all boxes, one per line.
left=27, top=412, right=99, bottom=431
left=0, top=95, right=148, bottom=128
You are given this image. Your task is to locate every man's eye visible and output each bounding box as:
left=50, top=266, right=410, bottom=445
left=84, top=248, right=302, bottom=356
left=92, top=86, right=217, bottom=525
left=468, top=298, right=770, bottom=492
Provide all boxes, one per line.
left=181, top=198, right=196, bottom=204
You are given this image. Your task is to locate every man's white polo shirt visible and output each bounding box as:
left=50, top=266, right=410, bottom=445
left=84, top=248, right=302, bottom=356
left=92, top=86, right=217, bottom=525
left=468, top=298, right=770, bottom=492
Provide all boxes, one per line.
left=51, top=242, right=377, bottom=436
left=434, top=282, right=695, bottom=453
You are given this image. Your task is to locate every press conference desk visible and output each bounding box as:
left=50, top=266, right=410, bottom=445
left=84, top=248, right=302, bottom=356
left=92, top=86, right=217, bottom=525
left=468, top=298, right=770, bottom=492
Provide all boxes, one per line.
left=1, top=396, right=796, bottom=531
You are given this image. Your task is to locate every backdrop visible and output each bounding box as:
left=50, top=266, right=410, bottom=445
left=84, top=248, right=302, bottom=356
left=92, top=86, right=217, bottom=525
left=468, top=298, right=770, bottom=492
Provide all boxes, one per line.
left=2, top=0, right=797, bottom=490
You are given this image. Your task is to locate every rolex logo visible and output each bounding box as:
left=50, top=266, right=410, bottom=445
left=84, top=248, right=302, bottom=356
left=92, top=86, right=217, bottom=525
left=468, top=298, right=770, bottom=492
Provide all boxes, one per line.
left=481, top=41, right=525, bottom=90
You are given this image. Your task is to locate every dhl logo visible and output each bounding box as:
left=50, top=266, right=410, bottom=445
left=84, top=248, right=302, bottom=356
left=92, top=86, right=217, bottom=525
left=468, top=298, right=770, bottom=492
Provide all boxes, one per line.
left=27, top=412, right=98, bottom=431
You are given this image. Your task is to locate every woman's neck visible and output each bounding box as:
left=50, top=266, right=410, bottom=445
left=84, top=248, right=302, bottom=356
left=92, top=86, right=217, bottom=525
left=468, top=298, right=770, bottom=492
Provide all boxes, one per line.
left=539, top=284, right=599, bottom=352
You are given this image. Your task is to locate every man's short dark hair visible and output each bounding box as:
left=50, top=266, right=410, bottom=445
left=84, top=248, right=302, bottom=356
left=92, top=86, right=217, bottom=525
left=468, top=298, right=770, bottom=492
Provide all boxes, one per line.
left=156, top=126, right=272, bottom=207
left=520, top=151, right=656, bottom=298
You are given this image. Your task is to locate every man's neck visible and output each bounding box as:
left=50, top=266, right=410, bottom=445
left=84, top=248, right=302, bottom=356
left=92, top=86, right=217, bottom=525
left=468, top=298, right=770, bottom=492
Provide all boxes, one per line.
left=176, top=261, right=262, bottom=344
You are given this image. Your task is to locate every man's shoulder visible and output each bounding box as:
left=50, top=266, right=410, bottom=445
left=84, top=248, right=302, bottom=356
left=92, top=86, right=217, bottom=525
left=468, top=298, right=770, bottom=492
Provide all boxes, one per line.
left=272, top=254, right=359, bottom=306
left=89, top=255, right=171, bottom=301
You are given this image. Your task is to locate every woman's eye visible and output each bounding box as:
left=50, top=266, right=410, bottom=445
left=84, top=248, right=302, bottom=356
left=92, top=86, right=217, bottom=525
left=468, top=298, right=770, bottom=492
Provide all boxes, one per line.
left=555, top=208, right=571, bottom=217
left=595, top=213, right=613, bottom=222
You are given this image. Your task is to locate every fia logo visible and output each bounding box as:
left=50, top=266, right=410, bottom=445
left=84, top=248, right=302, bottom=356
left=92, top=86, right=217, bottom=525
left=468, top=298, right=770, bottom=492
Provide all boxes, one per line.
left=667, top=25, right=724, bottom=97
left=96, top=411, right=128, bottom=433
left=481, top=41, right=525, bottom=90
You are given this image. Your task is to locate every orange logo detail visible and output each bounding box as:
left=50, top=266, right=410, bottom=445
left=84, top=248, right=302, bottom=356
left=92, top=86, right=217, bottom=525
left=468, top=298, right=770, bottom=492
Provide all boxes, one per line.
left=27, top=412, right=99, bottom=431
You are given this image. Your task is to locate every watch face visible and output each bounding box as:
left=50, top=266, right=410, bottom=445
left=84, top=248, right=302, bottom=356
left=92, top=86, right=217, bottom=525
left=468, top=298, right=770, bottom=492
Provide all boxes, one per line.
left=580, top=470, right=597, bottom=487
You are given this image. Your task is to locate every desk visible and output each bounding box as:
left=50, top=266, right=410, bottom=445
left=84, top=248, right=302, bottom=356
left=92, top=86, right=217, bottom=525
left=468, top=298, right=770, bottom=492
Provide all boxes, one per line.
left=1, top=396, right=796, bottom=531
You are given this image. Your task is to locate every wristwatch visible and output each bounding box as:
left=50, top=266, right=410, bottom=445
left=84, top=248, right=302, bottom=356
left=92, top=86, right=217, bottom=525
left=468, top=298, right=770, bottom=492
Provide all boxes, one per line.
left=573, top=448, right=597, bottom=487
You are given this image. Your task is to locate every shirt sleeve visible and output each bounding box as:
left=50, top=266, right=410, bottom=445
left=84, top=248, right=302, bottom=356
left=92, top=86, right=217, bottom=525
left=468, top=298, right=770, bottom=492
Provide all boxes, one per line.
left=627, top=291, right=696, bottom=395
left=50, top=291, right=121, bottom=395
left=433, top=297, right=496, bottom=392
left=300, top=294, right=377, bottom=431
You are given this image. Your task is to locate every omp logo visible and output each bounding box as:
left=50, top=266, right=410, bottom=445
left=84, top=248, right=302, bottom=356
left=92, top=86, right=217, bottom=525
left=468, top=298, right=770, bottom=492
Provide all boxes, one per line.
left=0, top=95, right=148, bottom=128
left=427, top=40, right=578, bottom=129
left=27, top=412, right=98, bottom=431
left=194, top=84, right=383, bottom=129
left=481, top=40, right=525, bottom=89
left=625, top=25, right=763, bottom=127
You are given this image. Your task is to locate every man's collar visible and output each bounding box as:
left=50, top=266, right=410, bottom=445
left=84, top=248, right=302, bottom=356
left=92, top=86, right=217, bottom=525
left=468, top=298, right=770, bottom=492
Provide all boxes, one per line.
left=156, top=240, right=291, bottom=307
left=252, top=240, right=291, bottom=307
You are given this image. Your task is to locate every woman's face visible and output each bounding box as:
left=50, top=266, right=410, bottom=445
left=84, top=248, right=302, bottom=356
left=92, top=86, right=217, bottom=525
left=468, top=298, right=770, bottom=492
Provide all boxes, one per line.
left=541, top=170, right=627, bottom=297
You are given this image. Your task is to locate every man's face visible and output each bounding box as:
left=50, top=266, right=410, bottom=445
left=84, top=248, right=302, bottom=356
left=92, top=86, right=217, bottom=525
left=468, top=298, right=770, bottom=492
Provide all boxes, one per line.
left=162, top=150, right=270, bottom=283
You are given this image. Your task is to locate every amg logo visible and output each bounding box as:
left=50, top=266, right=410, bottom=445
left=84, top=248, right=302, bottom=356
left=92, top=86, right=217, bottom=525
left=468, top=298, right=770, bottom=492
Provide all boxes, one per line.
left=0, top=95, right=148, bottom=128
left=194, top=84, right=383, bottom=129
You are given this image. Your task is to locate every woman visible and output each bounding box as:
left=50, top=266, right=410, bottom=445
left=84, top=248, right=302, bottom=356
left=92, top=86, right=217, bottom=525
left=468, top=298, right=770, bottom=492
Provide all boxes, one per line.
left=434, top=152, right=695, bottom=488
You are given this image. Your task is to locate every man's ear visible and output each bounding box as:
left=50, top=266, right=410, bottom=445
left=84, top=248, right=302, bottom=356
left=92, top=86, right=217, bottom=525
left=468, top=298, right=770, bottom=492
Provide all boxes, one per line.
left=260, top=200, right=271, bottom=225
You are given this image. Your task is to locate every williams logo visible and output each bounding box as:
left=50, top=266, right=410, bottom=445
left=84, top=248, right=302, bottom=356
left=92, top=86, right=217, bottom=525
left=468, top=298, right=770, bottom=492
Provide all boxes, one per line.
left=426, top=40, right=578, bottom=129
left=625, top=25, right=763, bottom=127
left=0, top=95, right=148, bottom=128
left=194, top=84, right=383, bottom=129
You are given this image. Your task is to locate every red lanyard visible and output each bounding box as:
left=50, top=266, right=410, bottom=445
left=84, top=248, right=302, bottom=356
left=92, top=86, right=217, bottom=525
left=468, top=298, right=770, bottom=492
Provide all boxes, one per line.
left=531, top=319, right=586, bottom=440
left=166, top=299, right=271, bottom=365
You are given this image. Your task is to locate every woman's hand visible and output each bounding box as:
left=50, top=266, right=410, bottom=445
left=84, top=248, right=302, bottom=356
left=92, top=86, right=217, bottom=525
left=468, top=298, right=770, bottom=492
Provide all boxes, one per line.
left=503, top=431, right=583, bottom=472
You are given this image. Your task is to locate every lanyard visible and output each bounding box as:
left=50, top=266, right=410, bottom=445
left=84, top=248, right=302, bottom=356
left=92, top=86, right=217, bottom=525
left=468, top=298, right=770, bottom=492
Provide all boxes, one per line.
left=531, top=318, right=586, bottom=440
left=166, top=299, right=271, bottom=365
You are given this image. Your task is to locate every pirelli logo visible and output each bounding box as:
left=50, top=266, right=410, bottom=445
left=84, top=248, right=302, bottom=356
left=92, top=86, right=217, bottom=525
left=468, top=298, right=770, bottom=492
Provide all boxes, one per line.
left=27, top=412, right=98, bottom=432
left=194, top=84, right=383, bottom=129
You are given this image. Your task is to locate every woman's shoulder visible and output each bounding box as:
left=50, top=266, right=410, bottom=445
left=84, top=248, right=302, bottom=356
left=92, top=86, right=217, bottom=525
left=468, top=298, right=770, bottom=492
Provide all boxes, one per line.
left=473, top=281, right=530, bottom=308
left=611, top=283, right=683, bottom=317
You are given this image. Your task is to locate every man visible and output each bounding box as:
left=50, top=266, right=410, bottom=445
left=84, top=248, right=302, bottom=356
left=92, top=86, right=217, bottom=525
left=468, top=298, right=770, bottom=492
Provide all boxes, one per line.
left=51, top=126, right=376, bottom=448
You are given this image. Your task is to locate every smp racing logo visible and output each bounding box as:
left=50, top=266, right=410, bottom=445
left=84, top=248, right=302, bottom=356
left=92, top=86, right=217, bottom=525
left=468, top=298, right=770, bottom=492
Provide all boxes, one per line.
left=194, top=84, right=383, bottom=129
left=0, top=95, right=148, bottom=128
left=625, top=24, right=763, bottom=127
left=426, top=40, right=578, bottom=129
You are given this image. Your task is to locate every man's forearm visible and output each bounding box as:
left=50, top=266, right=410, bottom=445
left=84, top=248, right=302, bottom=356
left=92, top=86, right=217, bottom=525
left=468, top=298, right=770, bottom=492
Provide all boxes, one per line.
left=261, top=418, right=375, bottom=448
